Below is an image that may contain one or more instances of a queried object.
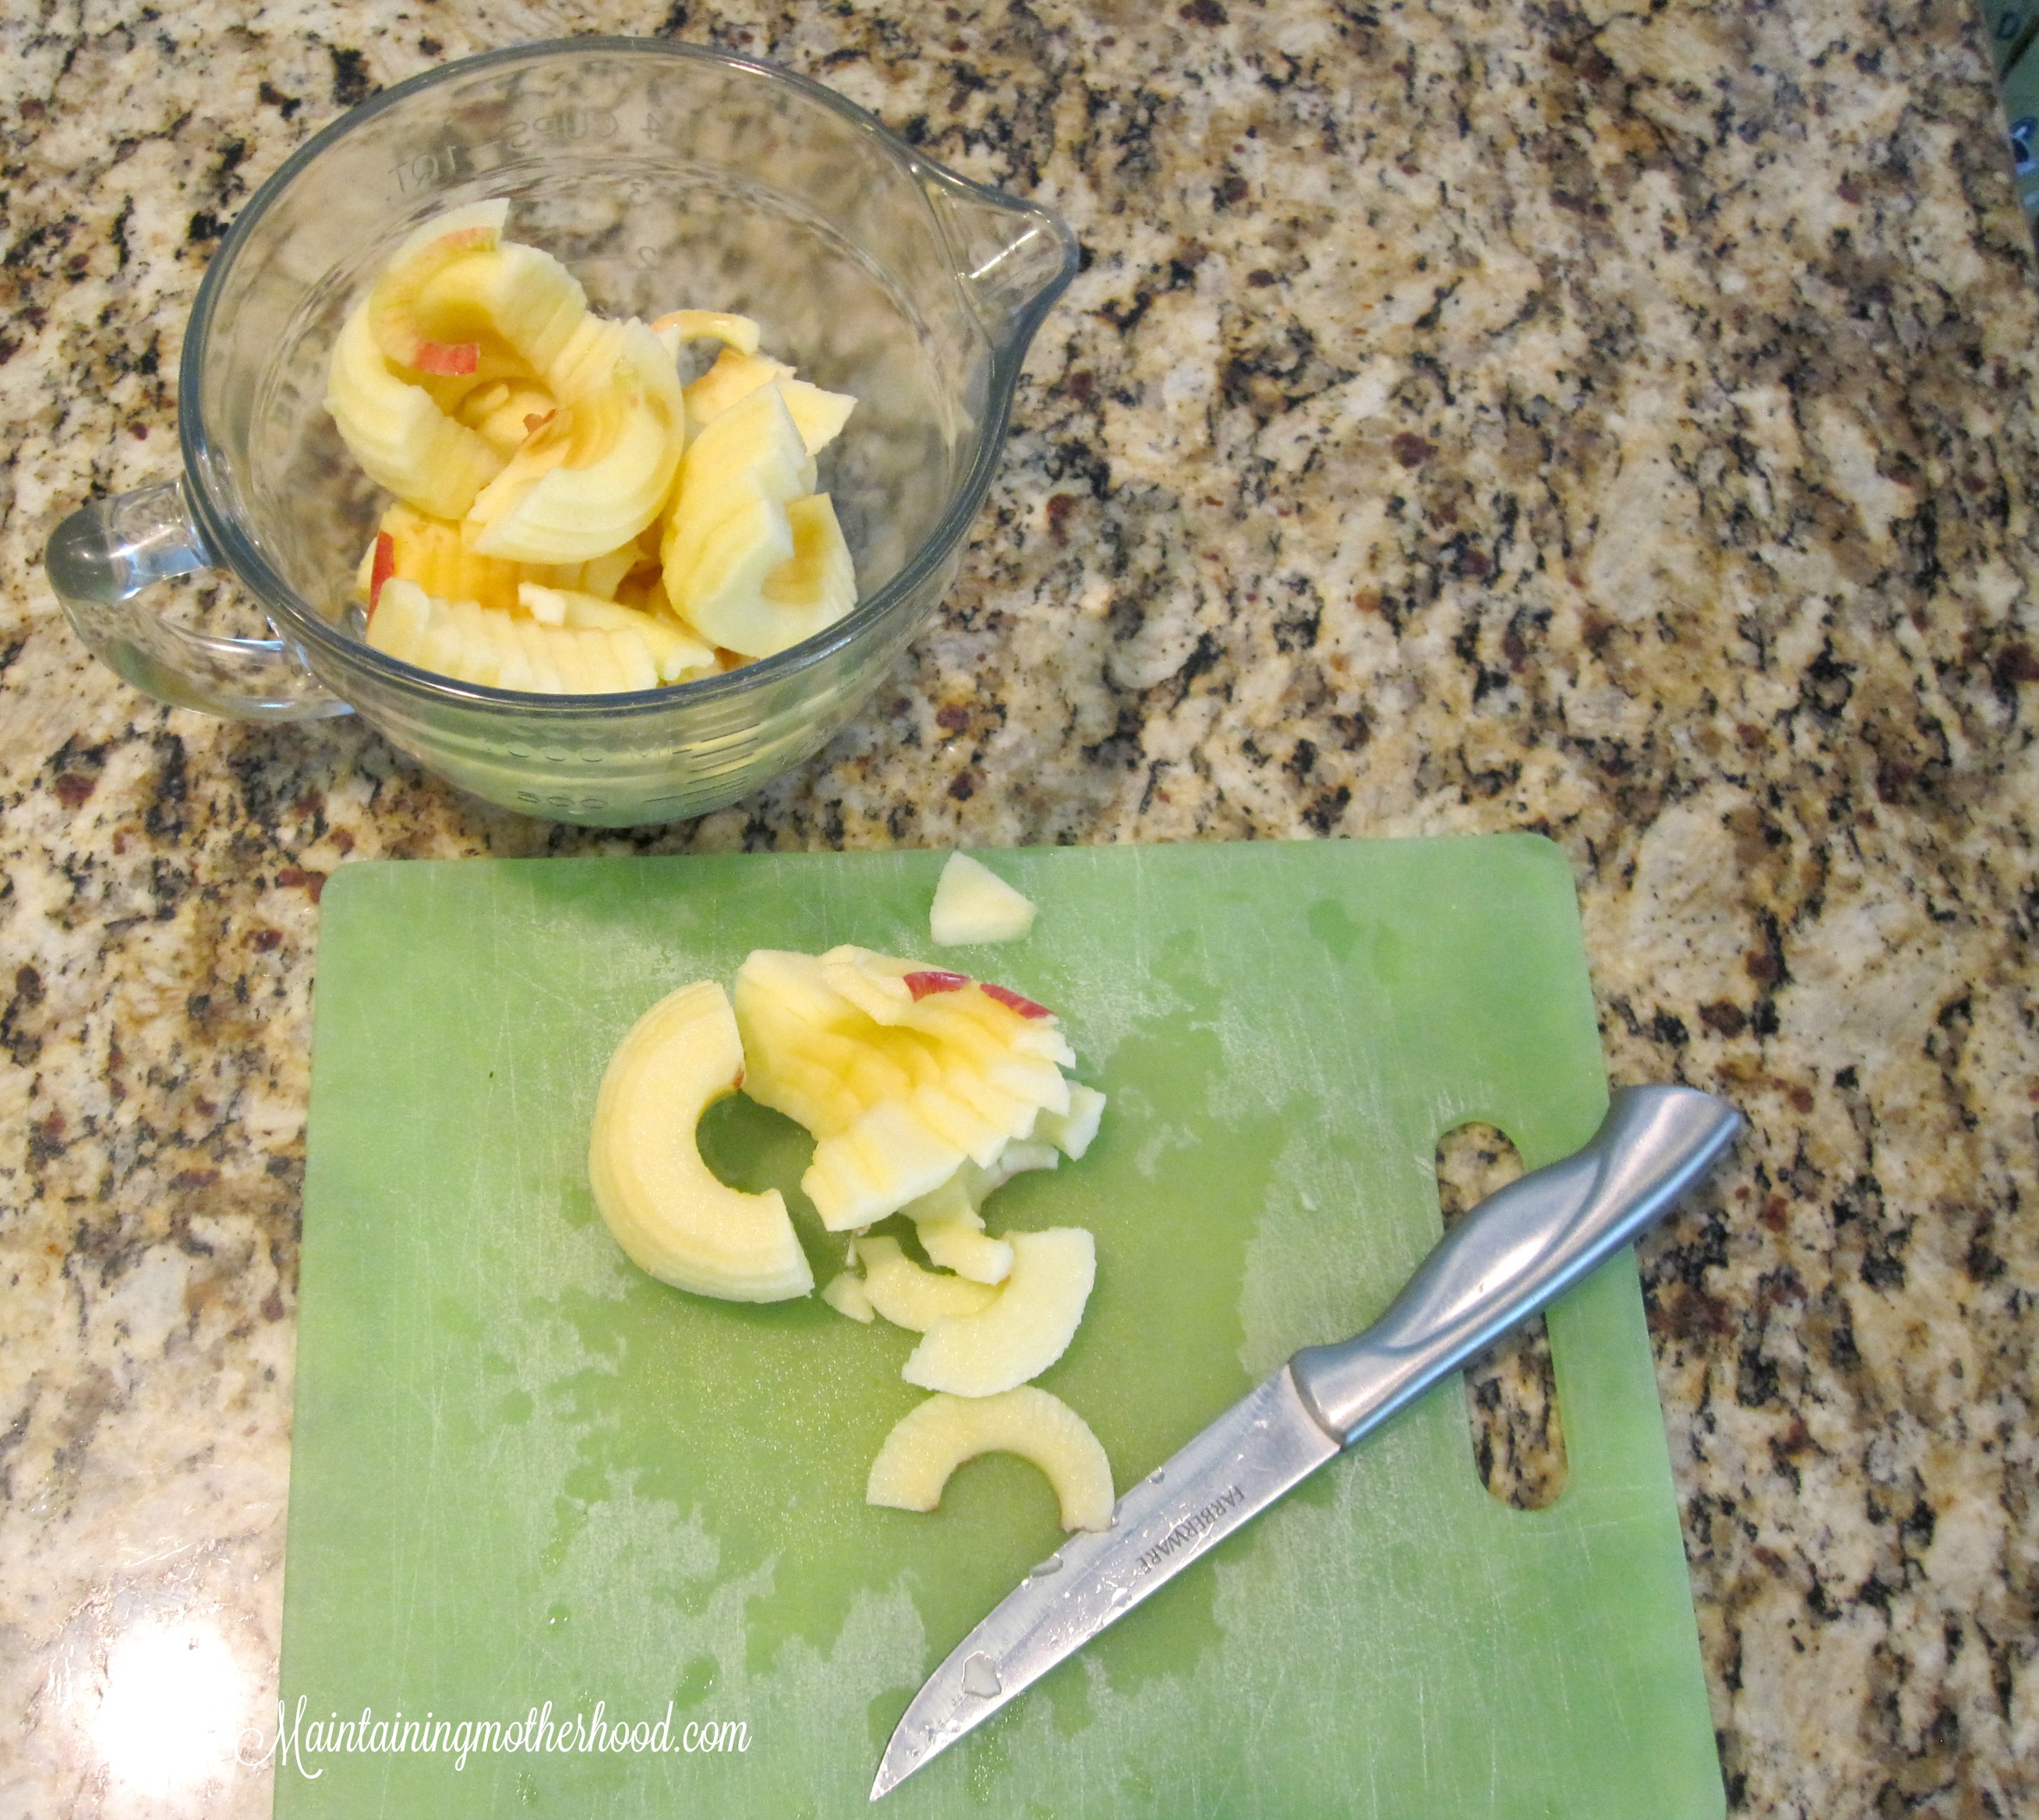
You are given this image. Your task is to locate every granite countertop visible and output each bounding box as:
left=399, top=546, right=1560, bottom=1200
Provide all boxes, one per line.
left=2, top=2, right=2035, bottom=1814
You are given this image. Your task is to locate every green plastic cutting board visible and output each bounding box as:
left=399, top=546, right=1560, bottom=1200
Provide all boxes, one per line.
left=277, top=836, right=1723, bottom=1820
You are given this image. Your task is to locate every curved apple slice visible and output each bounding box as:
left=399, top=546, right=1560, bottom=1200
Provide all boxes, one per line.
left=412, top=238, right=591, bottom=386
left=650, top=309, right=762, bottom=359
left=369, top=199, right=514, bottom=377
left=903, top=1228, right=1095, bottom=1397
left=663, top=381, right=811, bottom=579
left=468, top=319, right=687, bottom=564
left=856, top=1235, right=998, bottom=1331
left=867, top=1387, right=1115, bottom=1532
left=677, top=493, right=856, bottom=659
left=326, top=300, right=507, bottom=518
left=588, top=981, right=813, bottom=1302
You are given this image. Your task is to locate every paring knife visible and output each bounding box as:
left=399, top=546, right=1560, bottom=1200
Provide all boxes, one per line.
left=871, top=1083, right=1743, bottom=1799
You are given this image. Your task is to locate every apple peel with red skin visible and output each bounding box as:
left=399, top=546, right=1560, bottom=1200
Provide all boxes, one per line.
left=367, top=532, right=396, bottom=614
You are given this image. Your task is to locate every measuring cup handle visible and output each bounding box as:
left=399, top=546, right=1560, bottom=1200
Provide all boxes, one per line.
left=44, top=476, right=351, bottom=722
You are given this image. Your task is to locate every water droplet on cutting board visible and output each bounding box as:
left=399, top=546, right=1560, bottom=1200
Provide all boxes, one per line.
left=1030, top=1555, right=1062, bottom=1576
left=1149, top=1468, right=1166, bottom=1485
left=961, top=1652, right=1002, bottom=1698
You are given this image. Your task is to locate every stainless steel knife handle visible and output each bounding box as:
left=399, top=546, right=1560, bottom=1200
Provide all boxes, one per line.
left=1289, top=1085, right=1742, bottom=1448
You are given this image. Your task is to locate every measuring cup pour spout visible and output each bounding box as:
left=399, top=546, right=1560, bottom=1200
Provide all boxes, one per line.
left=921, top=166, right=1081, bottom=358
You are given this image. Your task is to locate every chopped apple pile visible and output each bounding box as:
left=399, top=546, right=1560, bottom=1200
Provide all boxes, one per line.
left=585, top=931, right=1116, bottom=1533
left=327, top=198, right=860, bottom=695
left=733, top=945, right=1082, bottom=1232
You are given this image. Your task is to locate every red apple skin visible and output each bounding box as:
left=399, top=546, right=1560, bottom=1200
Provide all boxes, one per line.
left=904, top=970, right=970, bottom=1001
left=368, top=532, right=396, bottom=615
left=982, top=983, right=1051, bottom=1020
left=412, top=339, right=480, bottom=376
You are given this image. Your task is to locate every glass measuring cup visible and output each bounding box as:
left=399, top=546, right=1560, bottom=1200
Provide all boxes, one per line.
left=43, top=39, right=1076, bottom=826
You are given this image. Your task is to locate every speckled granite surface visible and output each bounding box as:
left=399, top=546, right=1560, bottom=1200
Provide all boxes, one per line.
left=2, top=2, right=2037, bottom=1815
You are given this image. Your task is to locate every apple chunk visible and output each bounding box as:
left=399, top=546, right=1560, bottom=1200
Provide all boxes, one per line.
left=867, top=1387, right=1114, bottom=1532
left=929, top=852, right=1037, bottom=945
left=1033, top=1083, right=1107, bottom=1161
left=822, top=1270, right=875, bottom=1323
left=903, top=1228, right=1095, bottom=1397
left=857, top=1235, right=998, bottom=1331
left=587, top=981, right=813, bottom=1302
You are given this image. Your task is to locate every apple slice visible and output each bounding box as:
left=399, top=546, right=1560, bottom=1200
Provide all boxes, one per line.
left=517, top=584, right=717, bottom=683
left=822, top=1269, right=876, bottom=1323
left=866, top=1387, right=1115, bottom=1531
left=367, top=200, right=515, bottom=378
left=588, top=981, right=812, bottom=1302
left=468, top=318, right=687, bottom=564
left=930, top=852, right=1037, bottom=945
left=326, top=299, right=507, bottom=518
left=650, top=309, right=762, bottom=359
left=902, top=1228, right=1095, bottom=1397
left=410, top=235, right=591, bottom=387
left=662, top=381, right=810, bottom=597
left=899, top=1139, right=1060, bottom=1285
left=684, top=347, right=793, bottom=428
left=369, top=578, right=679, bottom=694
left=856, top=1235, right=998, bottom=1331
left=1033, top=1084, right=1107, bottom=1161
left=684, top=349, right=857, bottom=456
left=371, top=500, right=525, bottom=614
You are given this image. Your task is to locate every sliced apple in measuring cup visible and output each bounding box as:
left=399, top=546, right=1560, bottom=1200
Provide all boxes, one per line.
left=587, top=980, right=813, bottom=1302
left=662, top=385, right=857, bottom=658
left=650, top=309, right=762, bottom=359
left=468, top=317, right=687, bottom=564
left=367, top=200, right=521, bottom=380
left=366, top=500, right=525, bottom=614
left=684, top=348, right=857, bottom=455
left=663, top=382, right=809, bottom=575
left=518, top=583, right=717, bottom=684
left=369, top=578, right=665, bottom=694
left=855, top=1235, right=998, bottom=1331
left=408, top=226, right=592, bottom=386
left=327, top=299, right=507, bottom=519
left=867, top=1387, right=1114, bottom=1532
left=903, top=1228, right=1095, bottom=1397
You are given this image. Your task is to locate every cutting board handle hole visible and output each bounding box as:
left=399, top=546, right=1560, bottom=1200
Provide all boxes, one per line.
left=1434, top=1122, right=1571, bottom=1512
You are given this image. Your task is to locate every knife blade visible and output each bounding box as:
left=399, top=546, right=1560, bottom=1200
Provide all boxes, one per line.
left=871, top=1083, right=1743, bottom=1799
